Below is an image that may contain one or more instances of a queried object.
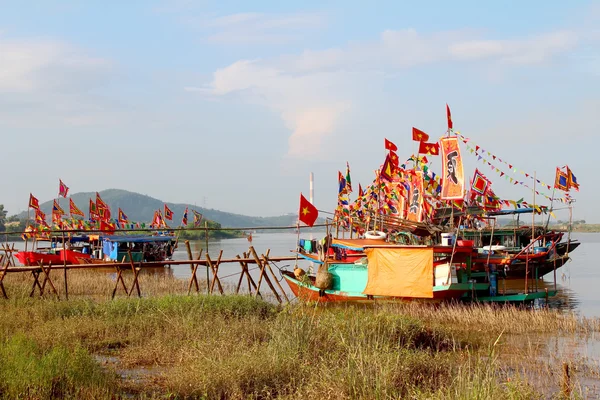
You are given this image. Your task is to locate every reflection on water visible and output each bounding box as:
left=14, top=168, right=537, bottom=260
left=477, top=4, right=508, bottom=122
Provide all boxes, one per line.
left=4, top=231, right=599, bottom=316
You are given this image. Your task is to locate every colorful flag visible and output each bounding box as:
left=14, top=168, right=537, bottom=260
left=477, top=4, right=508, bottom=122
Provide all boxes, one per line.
left=298, top=193, right=318, bottom=227
left=471, top=169, right=490, bottom=196
left=418, top=141, right=440, bottom=155
left=89, top=199, right=98, bottom=217
left=345, top=162, right=352, bottom=193
left=566, top=166, right=579, bottom=191
left=52, top=199, right=65, bottom=216
left=152, top=210, right=164, bottom=228
left=446, top=103, right=453, bottom=130
left=118, top=208, right=128, bottom=224
left=385, top=138, right=398, bottom=152
left=407, top=171, right=424, bottom=222
left=29, top=194, right=40, bottom=210
left=358, top=183, right=364, bottom=198
left=69, top=199, right=85, bottom=217
left=164, top=204, right=174, bottom=220
left=338, top=171, right=347, bottom=194
left=193, top=210, right=203, bottom=227
left=554, top=168, right=568, bottom=191
left=380, top=154, right=395, bottom=181
left=35, top=209, right=46, bottom=224
left=182, top=207, right=188, bottom=226
left=440, top=136, right=464, bottom=200
left=59, top=179, right=69, bottom=198
left=96, top=192, right=108, bottom=209
left=412, top=127, right=429, bottom=142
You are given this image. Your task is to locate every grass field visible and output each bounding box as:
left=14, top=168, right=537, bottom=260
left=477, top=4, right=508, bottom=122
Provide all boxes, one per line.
left=0, top=270, right=596, bottom=399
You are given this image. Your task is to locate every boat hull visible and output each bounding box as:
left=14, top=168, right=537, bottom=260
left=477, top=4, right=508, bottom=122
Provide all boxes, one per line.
left=282, top=271, right=483, bottom=303
left=15, top=251, right=64, bottom=266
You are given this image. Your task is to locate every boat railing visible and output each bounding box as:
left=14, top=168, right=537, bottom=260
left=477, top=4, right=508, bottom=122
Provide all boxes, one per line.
left=510, top=234, right=558, bottom=262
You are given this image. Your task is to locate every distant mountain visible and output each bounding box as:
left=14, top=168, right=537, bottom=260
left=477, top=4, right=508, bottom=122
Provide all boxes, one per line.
left=17, top=189, right=303, bottom=228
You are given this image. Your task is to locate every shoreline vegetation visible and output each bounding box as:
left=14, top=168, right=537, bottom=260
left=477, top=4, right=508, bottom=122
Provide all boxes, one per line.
left=0, top=271, right=598, bottom=399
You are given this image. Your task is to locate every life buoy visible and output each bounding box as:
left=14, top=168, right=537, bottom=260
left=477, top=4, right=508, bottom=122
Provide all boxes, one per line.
left=365, top=231, right=386, bottom=240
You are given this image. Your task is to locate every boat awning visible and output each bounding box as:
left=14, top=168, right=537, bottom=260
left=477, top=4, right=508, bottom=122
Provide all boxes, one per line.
left=101, top=235, right=174, bottom=243
left=363, top=247, right=434, bottom=298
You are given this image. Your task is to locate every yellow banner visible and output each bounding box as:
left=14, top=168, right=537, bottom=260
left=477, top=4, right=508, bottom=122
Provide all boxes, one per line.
left=441, top=136, right=464, bottom=200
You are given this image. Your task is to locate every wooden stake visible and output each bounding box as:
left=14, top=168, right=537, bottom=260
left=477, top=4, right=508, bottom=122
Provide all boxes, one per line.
left=128, top=250, right=141, bottom=298
left=209, top=250, right=224, bottom=294
left=62, top=231, right=68, bottom=300
left=0, top=255, right=8, bottom=299
left=205, top=221, right=209, bottom=294
left=187, top=249, right=203, bottom=295
left=249, top=246, right=281, bottom=303
left=205, top=252, right=224, bottom=295
left=235, top=254, right=259, bottom=295
left=262, top=253, right=289, bottom=303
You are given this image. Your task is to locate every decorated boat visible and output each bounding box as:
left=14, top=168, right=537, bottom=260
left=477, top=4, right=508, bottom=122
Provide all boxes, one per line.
left=287, top=105, right=576, bottom=303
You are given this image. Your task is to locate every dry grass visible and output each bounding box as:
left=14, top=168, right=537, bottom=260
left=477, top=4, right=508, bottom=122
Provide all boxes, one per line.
left=0, top=270, right=598, bottom=398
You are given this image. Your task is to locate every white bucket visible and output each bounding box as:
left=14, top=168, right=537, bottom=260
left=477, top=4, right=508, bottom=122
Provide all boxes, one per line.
left=441, top=233, right=455, bottom=246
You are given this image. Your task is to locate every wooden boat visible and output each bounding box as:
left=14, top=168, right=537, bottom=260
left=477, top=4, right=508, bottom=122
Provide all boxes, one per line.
left=15, top=236, right=91, bottom=266
left=285, top=238, right=489, bottom=303
left=16, top=234, right=176, bottom=267
left=285, top=237, right=554, bottom=304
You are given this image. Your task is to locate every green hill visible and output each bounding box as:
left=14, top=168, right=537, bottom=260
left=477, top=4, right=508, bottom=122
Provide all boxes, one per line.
left=17, top=189, right=301, bottom=228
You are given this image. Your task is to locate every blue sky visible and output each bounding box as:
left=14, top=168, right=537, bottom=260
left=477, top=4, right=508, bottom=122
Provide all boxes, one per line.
left=0, top=0, right=597, bottom=222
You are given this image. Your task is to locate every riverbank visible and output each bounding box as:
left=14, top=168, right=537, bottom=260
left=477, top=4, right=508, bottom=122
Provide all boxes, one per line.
left=0, top=271, right=598, bottom=398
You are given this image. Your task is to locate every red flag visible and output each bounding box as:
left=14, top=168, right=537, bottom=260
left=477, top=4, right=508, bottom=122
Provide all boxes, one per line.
left=298, top=193, right=318, bottom=227
left=29, top=194, right=40, bottom=209
left=58, top=179, right=69, bottom=198
left=446, top=103, right=453, bottom=130
left=418, top=141, right=440, bottom=155
left=384, top=138, right=398, bottom=152
left=389, top=150, right=399, bottom=167
left=412, top=127, right=429, bottom=142
left=99, top=220, right=115, bottom=234
left=358, top=183, right=364, bottom=198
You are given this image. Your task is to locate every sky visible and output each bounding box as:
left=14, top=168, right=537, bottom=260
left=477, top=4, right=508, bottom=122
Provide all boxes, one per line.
left=0, top=0, right=598, bottom=222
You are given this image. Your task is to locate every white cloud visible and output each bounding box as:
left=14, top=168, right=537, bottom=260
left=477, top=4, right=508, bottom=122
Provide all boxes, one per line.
left=449, top=31, right=578, bottom=64
left=0, top=36, right=111, bottom=93
left=0, top=33, right=115, bottom=128
left=192, top=27, right=582, bottom=158
left=178, top=11, right=326, bottom=45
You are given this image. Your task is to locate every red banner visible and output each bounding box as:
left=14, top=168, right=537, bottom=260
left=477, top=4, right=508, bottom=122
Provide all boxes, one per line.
left=440, top=136, right=464, bottom=200
left=407, top=171, right=424, bottom=222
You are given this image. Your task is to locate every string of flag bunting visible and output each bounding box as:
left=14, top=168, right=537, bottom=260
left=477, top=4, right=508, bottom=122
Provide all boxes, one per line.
left=456, top=132, right=570, bottom=203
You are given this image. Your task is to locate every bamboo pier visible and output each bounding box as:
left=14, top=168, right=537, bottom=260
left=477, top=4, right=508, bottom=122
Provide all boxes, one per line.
left=0, top=242, right=299, bottom=302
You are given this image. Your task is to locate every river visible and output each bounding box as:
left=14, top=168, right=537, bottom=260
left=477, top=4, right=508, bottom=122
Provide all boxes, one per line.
left=5, top=231, right=598, bottom=316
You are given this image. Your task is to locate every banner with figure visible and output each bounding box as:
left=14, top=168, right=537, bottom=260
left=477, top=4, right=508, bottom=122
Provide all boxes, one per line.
left=407, top=171, right=424, bottom=222
left=440, top=136, right=464, bottom=200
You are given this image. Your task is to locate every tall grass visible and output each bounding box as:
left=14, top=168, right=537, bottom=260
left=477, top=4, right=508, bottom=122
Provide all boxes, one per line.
left=0, top=269, right=597, bottom=398
left=0, top=334, right=114, bottom=399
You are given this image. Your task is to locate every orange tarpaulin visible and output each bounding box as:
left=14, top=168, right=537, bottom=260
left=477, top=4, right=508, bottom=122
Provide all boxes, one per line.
left=363, top=247, right=433, bottom=298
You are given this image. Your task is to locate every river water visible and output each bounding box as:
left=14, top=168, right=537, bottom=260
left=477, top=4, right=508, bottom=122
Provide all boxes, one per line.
left=5, top=231, right=598, bottom=316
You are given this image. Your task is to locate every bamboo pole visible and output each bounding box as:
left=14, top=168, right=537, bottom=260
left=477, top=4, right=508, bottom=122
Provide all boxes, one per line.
left=62, top=230, right=68, bottom=300
left=262, top=253, right=289, bottom=303
left=205, top=221, right=209, bottom=294
left=249, top=246, right=282, bottom=303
